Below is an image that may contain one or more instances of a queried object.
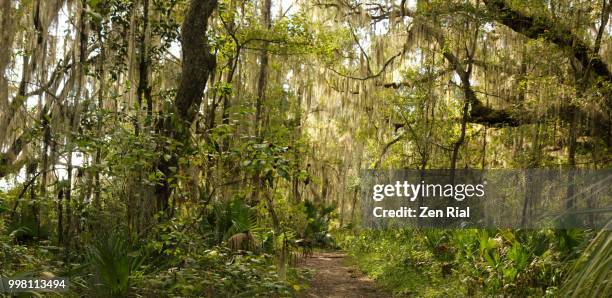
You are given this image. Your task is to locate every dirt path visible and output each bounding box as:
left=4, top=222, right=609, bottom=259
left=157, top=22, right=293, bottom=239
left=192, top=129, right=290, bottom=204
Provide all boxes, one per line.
left=301, top=251, right=388, bottom=298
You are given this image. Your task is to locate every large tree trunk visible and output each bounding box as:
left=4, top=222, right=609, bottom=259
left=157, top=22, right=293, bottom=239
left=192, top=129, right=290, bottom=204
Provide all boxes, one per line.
left=155, top=0, right=217, bottom=214
left=173, top=1, right=217, bottom=126
left=484, top=0, right=611, bottom=84
left=255, top=0, right=272, bottom=138
left=0, top=0, right=16, bottom=121
left=138, top=0, right=153, bottom=128
left=251, top=0, right=272, bottom=205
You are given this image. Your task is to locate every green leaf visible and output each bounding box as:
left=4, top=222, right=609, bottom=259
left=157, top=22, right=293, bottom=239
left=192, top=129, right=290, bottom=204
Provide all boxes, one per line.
left=0, top=200, right=7, bottom=214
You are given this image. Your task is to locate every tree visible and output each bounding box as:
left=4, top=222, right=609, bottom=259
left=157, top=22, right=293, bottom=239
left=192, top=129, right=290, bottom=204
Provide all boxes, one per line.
left=154, top=0, right=218, bottom=214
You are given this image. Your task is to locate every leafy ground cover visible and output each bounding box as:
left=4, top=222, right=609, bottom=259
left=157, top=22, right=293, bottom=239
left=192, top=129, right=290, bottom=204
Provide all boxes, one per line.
left=338, top=228, right=608, bottom=297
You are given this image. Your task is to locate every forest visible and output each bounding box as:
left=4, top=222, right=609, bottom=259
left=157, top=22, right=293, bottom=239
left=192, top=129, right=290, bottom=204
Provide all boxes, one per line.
left=0, top=0, right=610, bottom=297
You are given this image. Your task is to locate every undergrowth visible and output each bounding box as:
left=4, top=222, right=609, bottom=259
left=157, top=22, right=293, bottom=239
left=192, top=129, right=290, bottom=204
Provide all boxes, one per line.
left=338, top=228, right=593, bottom=297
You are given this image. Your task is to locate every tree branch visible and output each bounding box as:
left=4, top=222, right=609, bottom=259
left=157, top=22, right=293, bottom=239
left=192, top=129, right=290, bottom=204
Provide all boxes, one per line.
left=327, top=51, right=403, bottom=81
left=484, top=0, right=612, bottom=83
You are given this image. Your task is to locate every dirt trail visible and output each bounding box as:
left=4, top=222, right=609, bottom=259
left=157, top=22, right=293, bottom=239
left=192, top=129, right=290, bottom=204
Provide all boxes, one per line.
left=301, top=251, right=388, bottom=298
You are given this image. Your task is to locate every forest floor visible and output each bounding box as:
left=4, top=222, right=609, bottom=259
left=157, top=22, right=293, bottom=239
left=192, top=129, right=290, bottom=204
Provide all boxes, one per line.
left=301, top=251, right=388, bottom=298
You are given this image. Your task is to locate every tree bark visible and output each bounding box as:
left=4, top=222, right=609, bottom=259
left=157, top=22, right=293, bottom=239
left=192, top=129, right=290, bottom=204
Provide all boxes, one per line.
left=137, top=0, right=153, bottom=128
left=255, top=0, right=272, bottom=139
left=173, top=1, right=217, bottom=126
left=0, top=0, right=16, bottom=119
left=155, top=0, right=217, bottom=214
left=251, top=0, right=272, bottom=205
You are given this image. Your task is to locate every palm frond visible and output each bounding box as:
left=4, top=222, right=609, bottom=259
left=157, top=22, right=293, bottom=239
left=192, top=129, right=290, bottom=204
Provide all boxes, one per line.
left=561, top=219, right=612, bottom=297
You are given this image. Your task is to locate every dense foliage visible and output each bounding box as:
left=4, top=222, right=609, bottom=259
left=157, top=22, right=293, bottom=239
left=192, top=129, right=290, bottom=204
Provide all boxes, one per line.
left=340, top=228, right=598, bottom=297
left=0, top=0, right=610, bottom=296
